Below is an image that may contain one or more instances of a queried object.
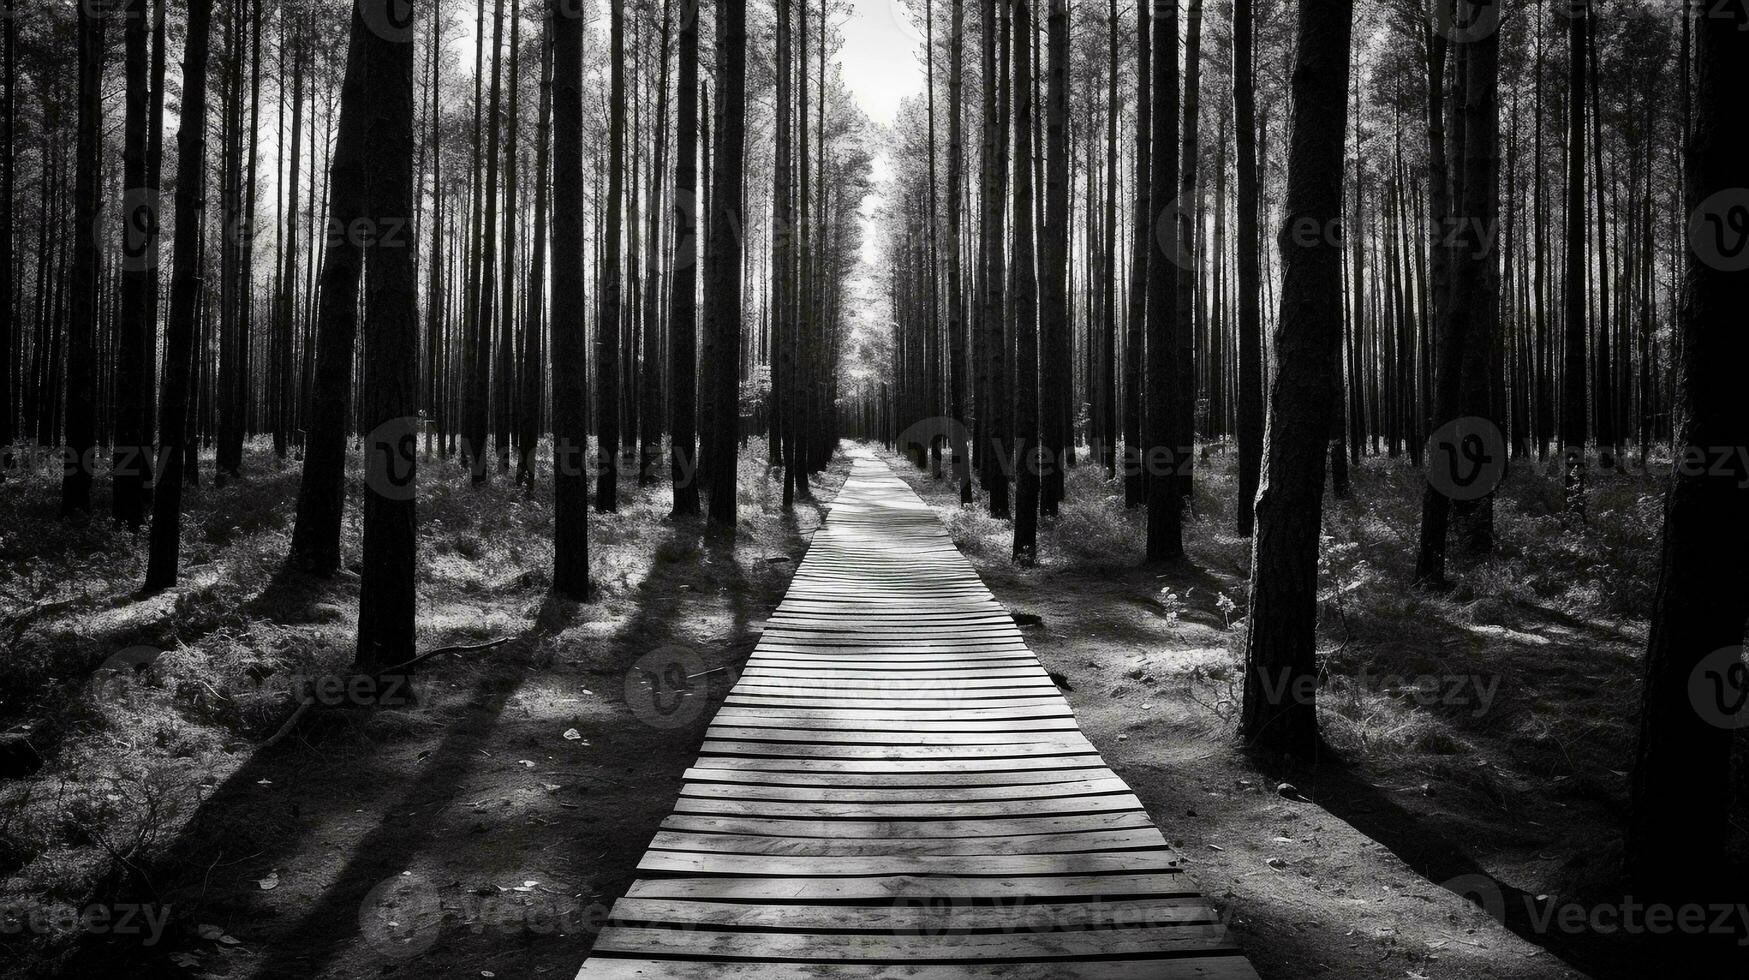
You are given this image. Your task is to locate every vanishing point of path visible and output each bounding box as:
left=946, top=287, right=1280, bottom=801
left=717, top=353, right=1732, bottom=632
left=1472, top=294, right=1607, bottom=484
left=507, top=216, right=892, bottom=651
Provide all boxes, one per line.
left=575, top=454, right=1262, bottom=979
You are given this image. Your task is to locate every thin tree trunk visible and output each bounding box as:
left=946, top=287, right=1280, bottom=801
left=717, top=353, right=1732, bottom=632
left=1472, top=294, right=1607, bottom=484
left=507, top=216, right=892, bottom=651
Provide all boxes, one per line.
left=1124, top=0, right=1150, bottom=510
left=597, top=0, right=626, bottom=511
left=518, top=8, right=552, bottom=489
left=145, top=0, right=211, bottom=589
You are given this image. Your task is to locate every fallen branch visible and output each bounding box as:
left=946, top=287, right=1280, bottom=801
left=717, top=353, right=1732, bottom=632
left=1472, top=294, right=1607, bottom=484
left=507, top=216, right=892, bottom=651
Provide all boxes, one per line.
left=382, top=636, right=516, bottom=675
left=261, top=700, right=314, bottom=749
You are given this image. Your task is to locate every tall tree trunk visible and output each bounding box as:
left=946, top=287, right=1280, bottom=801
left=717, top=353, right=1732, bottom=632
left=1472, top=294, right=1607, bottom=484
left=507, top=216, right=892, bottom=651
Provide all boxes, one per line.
left=640, top=0, right=672, bottom=487
left=1560, top=0, right=1589, bottom=516
left=1012, top=0, right=1040, bottom=561
left=979, top=0, right=1011, bottom=518
left=705, top=0, right=747, bottom=527
left=519, top=8, right=552, bottom=489
left=1627, top=2, right=1748, bottom=919
left=288, top=0, right=413, bottom=575
left=112, top=0, right=153, bottom=527
left=274, top=30, right=303, bottom=462
left=1144, top=0, right=1182, bottom=561
left=144, top=0, right=212, bottom=589
left=597, top=0, right=626, bottom=511
left=1413, top=0, right=1499, bottom=587
left=1234, top=0, right=1263, bottom=535
left=497, top=0, right=521, bottom=476
left=1238, top=0, right=1354, bottom=757
left=1124, top=0, right=1150, bottom=510
left=550, top=0, right=591, bottom=598
left=62, top=6, right=106, bottom=518
left=669, top=0, right=700, bottom=517
left=0, top=0, right=13, bottom=469
left=1099, top=0, right=1117, bottom=481
left=354, top=0, right=420, bottom=676
left=470, top=0, right=505, bottom=484
left=1038, top=0, right=1068, bottom=516
left=947, top=0, right=971, bottom=503
left=1175, top=0, right=1203, bottom=503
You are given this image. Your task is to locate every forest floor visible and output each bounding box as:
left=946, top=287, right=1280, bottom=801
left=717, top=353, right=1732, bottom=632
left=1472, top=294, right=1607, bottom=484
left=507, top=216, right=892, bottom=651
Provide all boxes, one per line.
left=888, top=445, right=1749, bottom=980
left=0, top=436, right=849, bottom=979
left=1, top=438, right=1743, bottom=978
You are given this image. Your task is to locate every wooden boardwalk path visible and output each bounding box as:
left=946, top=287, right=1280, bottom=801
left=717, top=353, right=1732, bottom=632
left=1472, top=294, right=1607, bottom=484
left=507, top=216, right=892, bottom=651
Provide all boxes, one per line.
left=577, top=456, right=1261, bottom=979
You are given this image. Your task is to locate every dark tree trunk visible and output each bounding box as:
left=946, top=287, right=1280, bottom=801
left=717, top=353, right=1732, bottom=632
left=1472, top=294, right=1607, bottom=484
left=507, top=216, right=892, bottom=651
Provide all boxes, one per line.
left=597, top=0, right=625, bottom=511
left=979, top=0, right=1011, bottom=519
left=1175, top=0, right=1203, bottom=504
left=145, top=0, right=212, bottom=589
left=1239, top=0, right=1354, bottom=757
left=704, top=0, right=747, bottom=527
left=1099, top=0, right=1117, bottom=481
left=274, top=32, right=303, bottom=462
left=0, top=0, right=12, bottom=467
left=1143, top=0, right=1181, bottom=561
left=550, top=0, right=590, bottom=598
left=1233, top=0, right=1262, bottom=535
left=948, top=0, right=972, bottom=504
left=1038, top=0, right=1068, bottom=516
left=112, top=0, right=153, bottom=528
left=1011, top=0, right=1039, bottom=561
left=668, top=0, right=700, bottom=517
left=1414, top=0, right=1499, bottom=586
left=471, top=0, right=504, bottom=484
left=354, top=0, right=420, bottom=675
left=1627, top=2, right=1748, bottom=917
left=62, top=6, right=106, bottom=518
left=498, top=0, right=521, bottom=476
left=1124, top=0, right=1150, bottom=510
left=287, top=0, right=412, bottom=576
left=1560, top=0, right=1588, bottom=515
left=518, top=9, right=551, bottom=490
left=639, top=0, right=672, bottom=488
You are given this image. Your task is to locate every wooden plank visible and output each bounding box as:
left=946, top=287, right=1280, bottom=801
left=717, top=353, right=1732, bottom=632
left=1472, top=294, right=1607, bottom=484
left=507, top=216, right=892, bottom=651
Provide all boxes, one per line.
left=677, top=777, right=1133, bottom=803
left=679, top=766, right=1119, bottom=786
left=578, top=957, right=1260, bottom=980
left=643, top=828, right=1170, bottom=857
left=656, top=811, right=1162, bottom=840
left=605, top=896, right=1213, bottom=931
left=590, top=924, right=1233, bottom=960
left=622, top=873, right=1194, bottom=902
left=667, top=793, right=1147, bottom=819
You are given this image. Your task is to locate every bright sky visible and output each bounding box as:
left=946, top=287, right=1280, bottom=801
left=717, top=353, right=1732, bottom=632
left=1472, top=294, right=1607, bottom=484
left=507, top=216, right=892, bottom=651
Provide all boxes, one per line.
left=839, top=0, right=926, bottom=282
left=838, top=0, right=928, bottom=129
